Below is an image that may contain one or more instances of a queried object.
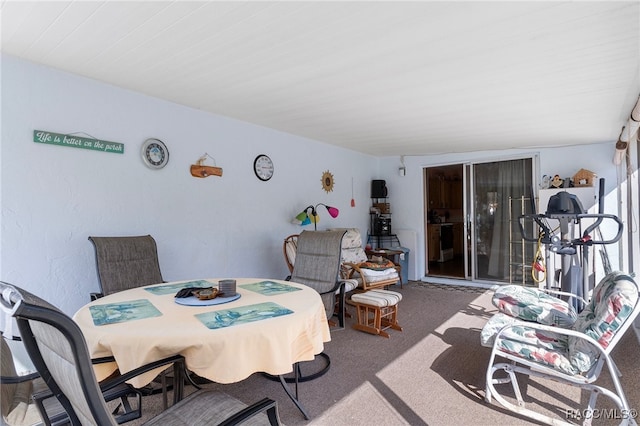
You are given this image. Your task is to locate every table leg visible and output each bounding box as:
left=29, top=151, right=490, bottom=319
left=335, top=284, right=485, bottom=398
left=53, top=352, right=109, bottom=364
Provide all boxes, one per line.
left=278, top=368, right=310, bottom=420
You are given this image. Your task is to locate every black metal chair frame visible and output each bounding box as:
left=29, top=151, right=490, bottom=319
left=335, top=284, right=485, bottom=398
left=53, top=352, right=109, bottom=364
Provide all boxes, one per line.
left=264, top=229, right=346, bottom=419
left=0, top=281, right=282, bottom=426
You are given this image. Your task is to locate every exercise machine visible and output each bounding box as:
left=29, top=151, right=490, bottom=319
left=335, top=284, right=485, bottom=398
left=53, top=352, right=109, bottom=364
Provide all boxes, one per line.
left=518, top=179, right=623, bottom=310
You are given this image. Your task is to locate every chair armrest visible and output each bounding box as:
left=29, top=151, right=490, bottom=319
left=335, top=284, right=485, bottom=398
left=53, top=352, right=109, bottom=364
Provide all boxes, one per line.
left=492, top=319, right=607, bottom=376
left=539, top=288, right=588, bottom=306
left=316, top=280, right=343, bottom=297
left=90, top=292, right=104, bottom=301
left=0, top=371, right=40, bottom=384
left=344, top=262, right=399, bottom=290
left=338, top=278, right=358, bottom=293
left=97, top=354, right=185, bottom=394
left=91, top=355, right=117, bottom=365
left=393, top=263, right=401, bottom=274
left=218, top=397, right=281, bottom=426
left=343, top=262, right=367, bottom=281
left=495, top=320, right=601, bottom=348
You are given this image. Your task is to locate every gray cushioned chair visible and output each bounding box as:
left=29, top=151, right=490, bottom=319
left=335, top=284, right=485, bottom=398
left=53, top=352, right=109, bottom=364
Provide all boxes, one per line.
left=1, top=337, right=68, bottom=426
left=272, top=229, right=346, bottom=385
left=0, top=281, right=281, bottom=426
left=88, top=234, right=180, bottom=405
left=88, top=235, right=164, bottom=300
left=283, top=232, right=355, bottom=328
left=290, top=230, right=347, bottom=325
left=2, top=329, right=143, bottom=425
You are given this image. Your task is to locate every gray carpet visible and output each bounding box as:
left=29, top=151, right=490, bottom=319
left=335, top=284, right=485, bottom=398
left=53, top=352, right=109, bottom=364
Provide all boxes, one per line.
left=130, top=281, right=640, bottom=425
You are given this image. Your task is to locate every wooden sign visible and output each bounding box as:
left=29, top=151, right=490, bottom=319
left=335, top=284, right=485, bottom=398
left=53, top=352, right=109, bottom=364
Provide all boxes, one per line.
left=33, top=130, right=124, bottom=154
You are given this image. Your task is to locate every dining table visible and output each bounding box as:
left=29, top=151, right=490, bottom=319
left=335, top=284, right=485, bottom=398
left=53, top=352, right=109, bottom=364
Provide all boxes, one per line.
left=72, top=277, right=331, bottom=418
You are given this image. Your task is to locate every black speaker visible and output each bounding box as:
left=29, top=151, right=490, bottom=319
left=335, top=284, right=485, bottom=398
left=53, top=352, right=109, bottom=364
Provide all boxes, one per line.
left=371, top=180, right=387, bottom=198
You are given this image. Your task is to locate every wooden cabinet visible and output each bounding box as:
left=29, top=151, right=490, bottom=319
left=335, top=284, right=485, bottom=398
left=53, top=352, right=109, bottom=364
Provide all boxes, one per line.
left=427, top=224, right=440, bottom=262
left=428, top=179, right=442, bottom=209
left=450, top=180, right=463, bottom=209
left=429, top=178, right=462, bottom=209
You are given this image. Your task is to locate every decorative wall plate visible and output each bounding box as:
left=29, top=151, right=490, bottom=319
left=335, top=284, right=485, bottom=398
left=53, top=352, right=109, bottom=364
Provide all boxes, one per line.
left=141, top=138, right=169, bottom=169
left=322, top=170, right=334, bottom=193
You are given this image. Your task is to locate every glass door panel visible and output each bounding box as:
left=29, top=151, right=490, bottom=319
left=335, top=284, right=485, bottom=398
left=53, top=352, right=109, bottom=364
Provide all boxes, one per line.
left=472, top=158, right=533, bottom=283
left=464, top=164, right=472, bottom=280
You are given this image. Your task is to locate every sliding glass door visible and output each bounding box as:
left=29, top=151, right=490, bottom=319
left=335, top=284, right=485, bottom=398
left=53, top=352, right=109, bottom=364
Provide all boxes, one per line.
left=426, top=157, right=534, bottom=284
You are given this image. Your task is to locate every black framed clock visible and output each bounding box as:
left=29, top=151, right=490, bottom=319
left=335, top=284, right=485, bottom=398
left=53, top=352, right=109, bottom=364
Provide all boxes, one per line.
left=253, top=154, right=274, bottom=181
left=141, top=138, right=169, bottom=169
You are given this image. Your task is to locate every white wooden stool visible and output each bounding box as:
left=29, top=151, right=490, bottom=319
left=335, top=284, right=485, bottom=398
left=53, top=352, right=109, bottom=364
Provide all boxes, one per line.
left=350, top=289, right=403, bottom=338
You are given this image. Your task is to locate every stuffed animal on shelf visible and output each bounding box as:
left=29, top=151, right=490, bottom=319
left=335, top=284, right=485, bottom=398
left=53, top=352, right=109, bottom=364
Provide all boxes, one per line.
left=550, top=174, right=564, bottom=188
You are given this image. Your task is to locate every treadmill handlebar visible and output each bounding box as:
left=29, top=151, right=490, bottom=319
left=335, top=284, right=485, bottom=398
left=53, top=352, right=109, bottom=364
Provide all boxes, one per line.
left=518, top=213, right=623, bottom=245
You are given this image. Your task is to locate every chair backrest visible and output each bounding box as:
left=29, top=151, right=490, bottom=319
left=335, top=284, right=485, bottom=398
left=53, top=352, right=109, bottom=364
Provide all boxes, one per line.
left=290, top=230, right=346, bottom=319
left=1, top=337, right=36, bottom=426
left=328, top=228, right=368, bottom=279
left=89, top=235, right=164, bottom=296
left=568, top=272, right=640, bottom=373
left=283, top=234, right=299, bottom=275
left=337, top=228, right=368, bottom=264
left=0, top=282, right=118, bottom=426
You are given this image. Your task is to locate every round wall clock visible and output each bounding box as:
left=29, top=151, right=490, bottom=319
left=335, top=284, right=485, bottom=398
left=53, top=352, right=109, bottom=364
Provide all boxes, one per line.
left=253, top=154, right=274, bottom=181
left=141, top=138, right=169, bottom=169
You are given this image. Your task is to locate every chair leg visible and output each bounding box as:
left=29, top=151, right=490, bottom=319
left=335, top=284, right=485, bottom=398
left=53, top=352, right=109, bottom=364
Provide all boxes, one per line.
left=380, top=306, right=402, bottom=332
left=486, top=359, right=639, bottom=426
left=262, top=352, right=330, bottom=383
left=352, top=303, right=401, bottom=338
left=337, top=290, right=345, bottom=328
left=332, top=286, right=350, bottom=329
left=277, top=372, right=310, bottom=420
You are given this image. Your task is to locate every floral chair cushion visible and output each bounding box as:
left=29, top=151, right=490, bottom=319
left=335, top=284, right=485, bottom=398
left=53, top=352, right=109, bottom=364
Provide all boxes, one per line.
left=484, top=315, right=578, bottom=375
left=568, top=272, right=638, bottom=373
left=492, top=285, right=577, bottom=328
left=480, top=312, right=517, bottom=347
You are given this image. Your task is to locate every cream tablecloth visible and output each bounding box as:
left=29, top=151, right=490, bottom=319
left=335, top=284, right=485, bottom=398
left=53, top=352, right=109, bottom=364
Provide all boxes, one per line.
left=73, top=278, right=331, bottom=388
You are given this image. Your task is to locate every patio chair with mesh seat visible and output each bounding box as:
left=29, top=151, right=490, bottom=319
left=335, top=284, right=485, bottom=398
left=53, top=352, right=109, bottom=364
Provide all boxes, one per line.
left=0, top=281, right=282, bottom=426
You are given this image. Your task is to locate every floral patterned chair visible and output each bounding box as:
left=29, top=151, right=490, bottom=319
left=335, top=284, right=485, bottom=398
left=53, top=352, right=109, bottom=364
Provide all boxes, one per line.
left=482, top=272, right=640, bottom=425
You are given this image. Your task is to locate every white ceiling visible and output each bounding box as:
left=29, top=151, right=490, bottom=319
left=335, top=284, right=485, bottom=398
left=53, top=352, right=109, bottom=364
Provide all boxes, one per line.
left=2, top=1, right=639, bottom=157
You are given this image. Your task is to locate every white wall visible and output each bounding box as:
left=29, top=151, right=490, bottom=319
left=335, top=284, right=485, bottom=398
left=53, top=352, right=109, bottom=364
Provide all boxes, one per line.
left=2, top=55, right=636, bottom=316
left=0, top=55, right=379, bottom=315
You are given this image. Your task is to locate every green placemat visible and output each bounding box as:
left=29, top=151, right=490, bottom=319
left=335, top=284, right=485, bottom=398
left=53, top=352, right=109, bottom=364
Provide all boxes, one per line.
left=239, top=281, right=302, bottom=296
left=89, top=299, right=161, bottom=326
left=195, top=302, right=293, bottom=330
left=144, top=280, right=213, bottom=295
